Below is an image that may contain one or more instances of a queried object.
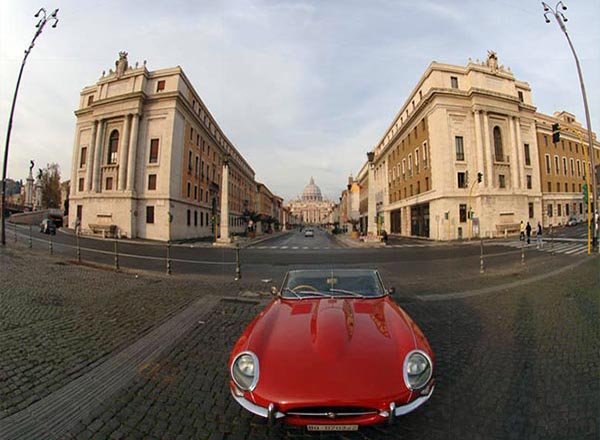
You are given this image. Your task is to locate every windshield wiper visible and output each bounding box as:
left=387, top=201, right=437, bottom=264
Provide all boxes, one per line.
left=327, top=288, right=365, bottom=298
left=282, top=288, right=330, bottom=299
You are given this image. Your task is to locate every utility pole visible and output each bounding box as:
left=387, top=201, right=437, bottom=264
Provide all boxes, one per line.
left=542, top=1, right=598, bottom=251
left=1, top=8, right=59, bottom=246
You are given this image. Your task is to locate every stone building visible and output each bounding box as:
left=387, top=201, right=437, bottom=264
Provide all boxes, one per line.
left=287, top=177, right=336, bottom=225
left=350, top=51, right=599, bottom=240
left=69, top=52, right=280, bottom=241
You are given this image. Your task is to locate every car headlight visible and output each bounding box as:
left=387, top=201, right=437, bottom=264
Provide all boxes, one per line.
left=403, top=350, right=432, bottom=390
left=231, top=351, right=259, bottom=391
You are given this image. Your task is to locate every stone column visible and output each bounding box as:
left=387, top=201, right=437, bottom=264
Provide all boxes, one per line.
left=367, top=161, right=377, bottom=236
left=86, top=121, right=98, bottom=192
left=126, top=114, right=140, bottom=191
left=482, top=112, right=493, bottom=188
left=217, top=158, right=231, bottom=243
left=118, top=114, right=132, bottom=191
left=92, top=119, right=105, bottom=192
left=70, top=131, right=80, bottom=197
left=515, top=118, right=524, bottom=189
left=474, top=110, right=484, bottom=185
left=509, top=117, right=519, bottom=190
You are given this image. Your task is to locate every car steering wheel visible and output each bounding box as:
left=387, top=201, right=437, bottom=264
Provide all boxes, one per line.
left=291, top=284, right=318, bottom=292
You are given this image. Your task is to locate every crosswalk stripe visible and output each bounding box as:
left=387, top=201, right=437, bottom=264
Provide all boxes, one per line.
left=292, top=246, right=298, bottom=249
left=564, top=245, right=584, bottom=254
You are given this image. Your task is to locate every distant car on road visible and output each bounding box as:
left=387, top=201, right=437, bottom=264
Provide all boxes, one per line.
left=304, top=228, right=314, bottom=237
left=566, top=216, right=579, bottom=226
left=229, top=269, right=435, bottom=430
left=40, top=219, right=56, bottom=235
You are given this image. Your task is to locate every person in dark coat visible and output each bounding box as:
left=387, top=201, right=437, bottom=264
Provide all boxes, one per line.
left=525, top=221, right=532, bottom=244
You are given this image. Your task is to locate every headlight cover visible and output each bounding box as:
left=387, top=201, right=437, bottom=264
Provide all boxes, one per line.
left=404, top=350, right=432, bottom=390
left=231, top=351, right=259, bottom=391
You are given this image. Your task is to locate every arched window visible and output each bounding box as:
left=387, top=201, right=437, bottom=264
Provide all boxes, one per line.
left=108, top=130, right=119, bottom=164
left=493, top=126, right=503, bottom=162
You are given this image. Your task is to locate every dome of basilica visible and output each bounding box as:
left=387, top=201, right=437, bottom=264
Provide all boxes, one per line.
left=302, top=177, right=323, bottom=201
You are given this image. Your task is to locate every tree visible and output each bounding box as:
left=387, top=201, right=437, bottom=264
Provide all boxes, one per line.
left=41, top=163, right=61, bottom=209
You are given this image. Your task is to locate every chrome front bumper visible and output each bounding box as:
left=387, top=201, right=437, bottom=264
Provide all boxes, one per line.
left=230, top=385, right=435, bottom=422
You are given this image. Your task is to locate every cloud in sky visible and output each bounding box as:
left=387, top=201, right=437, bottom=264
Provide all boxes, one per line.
left=1, top=0, right=599, bottom=201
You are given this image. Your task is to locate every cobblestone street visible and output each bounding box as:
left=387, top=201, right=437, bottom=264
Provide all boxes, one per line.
left=1, top=247, right=599, bottom=439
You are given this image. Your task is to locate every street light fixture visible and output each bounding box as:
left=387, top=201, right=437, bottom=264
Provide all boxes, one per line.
left=1, top=7, right=59, bottom=246
left=541, top=1, right=598, bottom=250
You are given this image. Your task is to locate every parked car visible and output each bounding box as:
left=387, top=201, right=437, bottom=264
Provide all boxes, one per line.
left=40, top=219, right=56, bottom=235
left=304, top=228, right=314, bottom=237
left=229, top=269, right=435, bottom=430
left=566, top=216, right=579, bottom=226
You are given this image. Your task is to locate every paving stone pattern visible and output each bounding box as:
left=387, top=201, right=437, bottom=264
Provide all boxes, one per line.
left=63, top=260, right=599, bottom=440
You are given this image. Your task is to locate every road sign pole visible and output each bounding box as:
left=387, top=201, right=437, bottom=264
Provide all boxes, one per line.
left=235, top=244, right=242, bottom=280
left=166, top=241, right=172, bottom=275
left=521, top=239, right=525, bottom=265
left=114, top=238, right=119, bottom=271
left=480, top=238, right=485, bottom=274
left=49, top=233, right=53, bottom=255
left=76, top=231, right=81, bottom=263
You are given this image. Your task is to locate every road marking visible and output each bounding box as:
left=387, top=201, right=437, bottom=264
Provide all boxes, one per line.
left=302, top=246, right=308, bottom=249
left=281, top=246, right=288, bottom=249
left=292, top=246, right=299, bottom=249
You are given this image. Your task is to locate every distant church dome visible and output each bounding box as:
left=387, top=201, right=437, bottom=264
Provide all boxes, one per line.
left=302, top=177, right=323, bottom=201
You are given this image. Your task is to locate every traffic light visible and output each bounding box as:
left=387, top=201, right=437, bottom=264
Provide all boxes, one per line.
left=583, top=183, right=588, bottom=204
left=477, top=172, right=483, bottom=183
left=552, top=123, right=560, bottom=143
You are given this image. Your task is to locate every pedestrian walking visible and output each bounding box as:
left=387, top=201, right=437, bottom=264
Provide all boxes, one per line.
left=526, top=221, right=532, bottom=245
left=519, top=220, right=525, bottom=241
left=536, top=221, right=543, bottom=249
left=381, top=229, right=388, bottom=245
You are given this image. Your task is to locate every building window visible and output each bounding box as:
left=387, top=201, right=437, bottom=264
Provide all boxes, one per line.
left=577, top=160, right=581, bottom=177
left=570, top=158, right=574, bottom=176
left=195, top=156, right=199, bottom=176
left=187, top=209, right=191, bottom=226
left=455, top=136, right=465, bottom=161
left=78, top=178, right=84, bottom=192
left=105, top=177, right=113, bottom=190
left=200, top=211, right=204, bottom=226
left=417, top=181, right=421, bottom=194
left=557, top=204, right=562, bottom=216
left=544, top=135, right=548, bottom=146
left=459, top=204, right=467, bottom=223
left=422, top=141, right=428, bottom=165
left=528, top=202, right=534, bottom=219
left=554, top=156, right=559, bottom=174
left=572, top=183, right=575, bottom=192
left=518, top=91, right=524, bottom=102
left=564, top=182, right=568, bottom=192
left=187, top=182, right=191, bottom=198
left=526, top=175, right=532, bottom=189
left=87, top=95, right=94, bottom=106
left=148, top=174, right=157, bottom=190
left=146, top=206, right=155, bottom=224
left=450, top=76, right=459, bottom=89
left=408, top=155, right=412, bottom=175
left=156, top=80, right=165, bottom=92
left=547, top=182, right=552, bottom=192
left=194, top=185, right=198, bottom=200
left=80, top=147, right=87, bottom=167
left=194, top=210, right=198, bottom=226
left=579, top=203, right=583, bottom=214
left=499, top=174, right=506, bottom=188
left=493, top=126, right=503, bottom=162
left=565, top=204, right=570, bottom=216
left=149, top=139, right=159, bottom=163
left=457, top=172, right=467, bottom=188
left=188, top=150, right=193, bottom=172
left=547, top=204, right=553, bottom=217
left=425, top=176, right=429, bottom=191
left=562, top=157, right=567, bottom=175
left=107, top=130, right=119, bottom=164
left=524, top=144, right=531, bottom=166
left=545, top=155, right=551, bottom=174
left=556, top=182, right=560, bottom=192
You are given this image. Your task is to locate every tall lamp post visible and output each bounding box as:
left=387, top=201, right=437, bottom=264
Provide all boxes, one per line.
left=542, top=1, right=598, bottom=249
left=1, top=7, right=59, bottom=246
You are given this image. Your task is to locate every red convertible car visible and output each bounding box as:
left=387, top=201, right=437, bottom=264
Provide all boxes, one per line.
left=229, top=269, right=435, bottom=431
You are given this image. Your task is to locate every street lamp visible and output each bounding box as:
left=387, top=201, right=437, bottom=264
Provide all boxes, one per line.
left=541, top=1, right=598, bottom=250
left=1, top=7, right=59, bottom=246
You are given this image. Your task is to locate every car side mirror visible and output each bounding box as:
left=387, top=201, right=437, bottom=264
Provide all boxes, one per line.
left=388, top=287, right=396, bottom=296
left=270, top=286, right=278, bottom=296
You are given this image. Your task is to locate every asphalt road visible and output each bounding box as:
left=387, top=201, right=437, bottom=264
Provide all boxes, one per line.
left=247, top=227, right=343, bottom=249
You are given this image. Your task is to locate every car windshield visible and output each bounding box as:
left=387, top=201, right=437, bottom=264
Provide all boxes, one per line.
left=281, top=269, right=385, bottom=298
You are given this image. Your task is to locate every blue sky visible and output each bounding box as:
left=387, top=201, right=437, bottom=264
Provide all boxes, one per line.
left=1, top=0, right=599, bottom=201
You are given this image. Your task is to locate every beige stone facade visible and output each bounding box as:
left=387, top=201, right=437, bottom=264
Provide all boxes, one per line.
left=288, top=178, right=336, bottom=225
left=69, top=53, right=281, bottom=241
left=348, top=52, right=599, bottom=240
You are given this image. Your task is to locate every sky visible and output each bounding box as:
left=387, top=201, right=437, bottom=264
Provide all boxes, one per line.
left=1, top=0, right=599, bottom=201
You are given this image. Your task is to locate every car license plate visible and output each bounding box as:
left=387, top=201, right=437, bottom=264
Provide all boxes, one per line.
left=307, top=425, right=358, bottom=431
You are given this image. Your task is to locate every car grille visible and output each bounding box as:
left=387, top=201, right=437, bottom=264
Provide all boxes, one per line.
left=286, top=406, right=379, bottom=419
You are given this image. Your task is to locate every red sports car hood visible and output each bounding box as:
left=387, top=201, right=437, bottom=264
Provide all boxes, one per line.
left=240, top=297, right=431, bottom=408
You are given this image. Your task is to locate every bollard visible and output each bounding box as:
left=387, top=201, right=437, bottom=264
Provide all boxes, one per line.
left=28, top=224, right=32, bottom=249
left=235, top=244, right=242, bottom=281
left=49, top=233, right=53, bottom=255
left=114, top=238, right=119, bottom=270
left=166, top=241, right=172, bottom=275
left=521, top=240, right=525, bottom=265
left=480, top=238, right=485, bottom=274
left=76, top=232, right=81, bottom=263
